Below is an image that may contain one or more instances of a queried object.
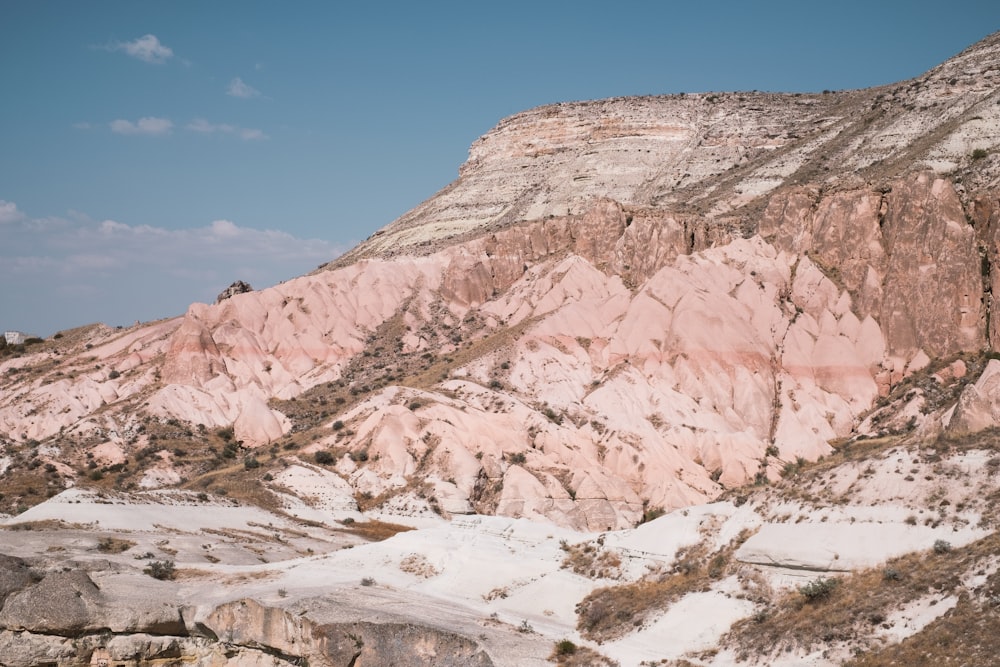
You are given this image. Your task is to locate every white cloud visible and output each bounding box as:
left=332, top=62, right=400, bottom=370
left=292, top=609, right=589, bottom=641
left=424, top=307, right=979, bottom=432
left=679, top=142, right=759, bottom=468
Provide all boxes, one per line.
left=239, top=127, right=267, bottom=141
left=1, top=204, right=346, bottom=335
left=110, top=117, right=174, bottom=136
left=113, top=34, right=174, bottom=64
left=209, top=219, right=240, bottom=237
left=185, top=118, right=268, bottom=140
left=0, top=200, right=25, bottom=224
left=227, top=77, right=261, bottom=99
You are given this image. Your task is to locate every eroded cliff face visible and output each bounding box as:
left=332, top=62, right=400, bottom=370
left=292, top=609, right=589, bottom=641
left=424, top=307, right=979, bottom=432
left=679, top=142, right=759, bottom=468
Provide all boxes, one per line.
left=2, top=34, right=1000, bottom=533
left=0, top=583, right=500, bottom=667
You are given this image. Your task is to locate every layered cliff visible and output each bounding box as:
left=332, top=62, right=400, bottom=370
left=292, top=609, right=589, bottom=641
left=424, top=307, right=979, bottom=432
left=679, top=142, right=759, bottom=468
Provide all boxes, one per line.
left=2, top=34, right=1000, bottom=530
left=2, top=30, right=1000, bottom=667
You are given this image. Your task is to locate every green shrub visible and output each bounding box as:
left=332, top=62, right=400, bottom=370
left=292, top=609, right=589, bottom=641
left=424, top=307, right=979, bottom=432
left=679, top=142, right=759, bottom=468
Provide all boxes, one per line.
left=933, top=539, right=952, bottom=553
left=972, top=148, right=989, bottom=160
left=799, top=576, right=839, bottom=601
left=641, top=506, right=665, bottom=523
left=144, top=560, right=176, bottom=580
left=554, top=639, right=577, bottom=656
left=314, top=450, right=334, bottom=465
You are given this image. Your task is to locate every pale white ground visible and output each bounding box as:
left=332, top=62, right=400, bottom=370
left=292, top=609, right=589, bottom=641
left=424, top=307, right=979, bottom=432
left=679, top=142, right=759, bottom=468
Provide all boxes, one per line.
left=3, top=442, right=991, bottom=667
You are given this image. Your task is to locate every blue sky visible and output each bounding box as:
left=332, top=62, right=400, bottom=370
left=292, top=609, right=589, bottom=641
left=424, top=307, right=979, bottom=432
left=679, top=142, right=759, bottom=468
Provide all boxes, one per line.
left=1, top=1, right=997, bottom=336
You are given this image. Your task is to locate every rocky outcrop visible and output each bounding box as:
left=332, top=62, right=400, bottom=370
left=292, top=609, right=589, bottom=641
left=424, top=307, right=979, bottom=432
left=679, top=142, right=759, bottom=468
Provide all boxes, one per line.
left=761, top=172, right=985, bottom=372
left=2, top=32, right=1000, bottom=532
left=0, top=581, right=497, bottom=667
left=216, top=280, right=253, bottom=303
left=0, top=569, right=104, bottom=635
left=0, top=554, right=35, bottom=608
left=316, top=621, right=494, bottom=667
left=946, top=359, right=1000, bottom=434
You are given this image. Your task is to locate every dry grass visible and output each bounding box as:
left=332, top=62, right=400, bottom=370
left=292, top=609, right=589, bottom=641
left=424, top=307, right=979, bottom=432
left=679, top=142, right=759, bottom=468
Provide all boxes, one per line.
left=844, top=584, right=1000, bottom=666
left=560, top=540, right=623, bottom=580
left=338, top=519, right=414, bottom=542
left=725, top=532, right=1000, bottom=661
left=399, top=553, right=440, bottom=578
left=96, top=536, right=136, bottom=553
left=2, top=519, right=88, bottom=531
left=576, top=531, right=751, bottom=642
left=549, top=640, right=619, bottom=666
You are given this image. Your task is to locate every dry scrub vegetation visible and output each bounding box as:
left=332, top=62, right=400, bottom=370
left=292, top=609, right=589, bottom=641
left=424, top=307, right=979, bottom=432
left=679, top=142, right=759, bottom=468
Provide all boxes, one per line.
left=725, top=532, right=1000, bottom=663
left=575, top=530, right=754, bottom=641
left=550, top=639, right=619, bottom=666
left=560, top=538, right=623, bottom=580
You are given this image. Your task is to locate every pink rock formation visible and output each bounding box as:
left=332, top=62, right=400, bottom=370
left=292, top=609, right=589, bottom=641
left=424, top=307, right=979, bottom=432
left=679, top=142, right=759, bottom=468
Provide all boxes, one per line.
left=4, top=32, right=1000, bottom=531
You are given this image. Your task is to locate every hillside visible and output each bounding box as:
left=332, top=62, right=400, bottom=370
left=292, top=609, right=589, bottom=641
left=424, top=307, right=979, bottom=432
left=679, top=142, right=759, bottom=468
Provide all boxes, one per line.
left=1, top=31, right=1000, bottom=667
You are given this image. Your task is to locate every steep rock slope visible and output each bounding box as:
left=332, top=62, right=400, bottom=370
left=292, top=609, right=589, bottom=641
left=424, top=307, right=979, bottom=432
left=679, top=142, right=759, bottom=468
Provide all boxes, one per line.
left=2, top=35, right=1000, bottom=532
left=2, top=29, right=1000, bottom=667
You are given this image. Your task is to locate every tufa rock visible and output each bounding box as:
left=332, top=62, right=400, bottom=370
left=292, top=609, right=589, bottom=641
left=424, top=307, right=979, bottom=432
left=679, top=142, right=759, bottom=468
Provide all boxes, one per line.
left=216, top=280, right=253, bottom=303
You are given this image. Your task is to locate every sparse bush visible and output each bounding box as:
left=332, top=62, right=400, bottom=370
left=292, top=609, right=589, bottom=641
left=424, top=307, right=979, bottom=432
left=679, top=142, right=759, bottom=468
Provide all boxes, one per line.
left=96, top=537, right=135, bottom=553
left=799, top=576, right=839, bottom=602
left=144, top=560, right=176, bottom=580
left=508, top=452, right=527, bottom=465
left=332, top=420, right=345, bottom=431
left=972, top=148, right=989, bottom=160
left=107, top=370, right=120, bottom=380
left=641, top=506, right=665, bottom=523
left=933, top=539, right=952, bottom=554
left=243, top=456, right=260, bottom=470
left=554, top=639, right=577, bottom=656
left=543, top=407, right=563, bottom=424
left=883, top=567, right=902, bottom=581
left=562, top=542, right=623, bottom=580
left=360, top=576, right=376, bottom=586
left=314, top=450, right=334, bottom=465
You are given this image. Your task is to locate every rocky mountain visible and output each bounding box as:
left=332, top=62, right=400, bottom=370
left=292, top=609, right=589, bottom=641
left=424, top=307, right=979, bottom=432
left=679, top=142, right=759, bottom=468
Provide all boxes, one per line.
left=1, top=31, right=1000, bottom=667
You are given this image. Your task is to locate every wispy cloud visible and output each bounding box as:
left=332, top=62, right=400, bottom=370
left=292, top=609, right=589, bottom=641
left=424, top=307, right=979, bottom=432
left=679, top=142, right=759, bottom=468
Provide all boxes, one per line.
left=227, top=77, right=261, bottom=99
left=108, top=34, right=174, bottom=64
left=0, top=200, right=25, bottom=224
left=186, top=118, right=268, bottom=140
left=110, top=117, right=173, bottom=136
left=0, top=200, right=345, bottom=334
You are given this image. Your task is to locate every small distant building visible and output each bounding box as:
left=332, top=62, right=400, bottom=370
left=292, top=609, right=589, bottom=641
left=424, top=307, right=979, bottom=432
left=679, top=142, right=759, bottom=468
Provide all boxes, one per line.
left=3, top=331, right=27, bottom=345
